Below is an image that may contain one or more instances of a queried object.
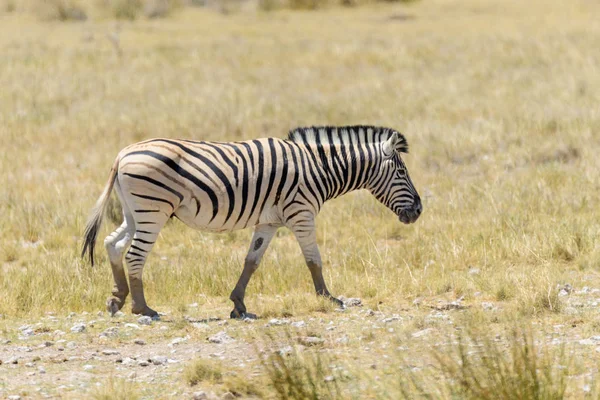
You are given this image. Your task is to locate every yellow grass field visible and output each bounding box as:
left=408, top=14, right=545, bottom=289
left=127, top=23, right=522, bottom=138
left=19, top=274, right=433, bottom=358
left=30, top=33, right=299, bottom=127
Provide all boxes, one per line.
left=1, top=0, right=600, bottom=398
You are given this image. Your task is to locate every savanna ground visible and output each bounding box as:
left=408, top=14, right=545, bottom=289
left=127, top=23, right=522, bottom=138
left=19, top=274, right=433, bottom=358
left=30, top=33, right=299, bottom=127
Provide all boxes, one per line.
left=1, top=0, right=600, bottom=398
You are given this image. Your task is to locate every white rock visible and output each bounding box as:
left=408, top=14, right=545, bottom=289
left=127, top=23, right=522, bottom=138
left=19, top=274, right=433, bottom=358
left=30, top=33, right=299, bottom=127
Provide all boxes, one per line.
left=134, top=339, right=146, bottom=345
left=193, top=391, right=207, bottom=400
left=188, top=303, right=199, bottom=308
left=53, top=330, right=65, bottom=336
left=150, top=355, right=167, bottom=365
left=100, top=327, right=119, bottom=337
left=481, top=302, right=496, bottom=311
left=278, top=345, right=294, bottom=356
left=125, top=323, right=140, bottom=330
left=170, top=336, right=188, bottom=346
left=298, top=336, right=324, bottom=346
left=412, top=328, right=434, bottom=338
left=83, top=364, right=94, bottom=371
left=207, top=331, right=234, bottom=344
left=382, top=315, right=403, bottom=323
left=70, top=323, right=86, bottom=333
left=38, top=366, right=46, bottom=374
left=221, top=392, right=235, bottom=400
left=122, top=357, right=136, bottom=366
left=192, top=323, right=209, bottom=330
left=291, top=321, right=306, bottom=328
left=102, top=349, right=119, bottom=355
left=66, top=341, right=77, bottom=349
left=138, top=360, right=150, bottom=367
left=138, top=316, right=153, bottom=325
left=267, top=318, right=290, bottom=326
left=324, top=375, right=335, bottom=382
left=8, top=395, right=21, bottom=400
left=578, top=339, right=596, bottom=346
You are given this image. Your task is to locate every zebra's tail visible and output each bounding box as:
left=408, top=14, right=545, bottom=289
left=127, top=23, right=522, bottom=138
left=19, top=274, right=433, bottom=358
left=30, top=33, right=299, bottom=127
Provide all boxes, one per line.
left=81, top=157, right=119, bottom=266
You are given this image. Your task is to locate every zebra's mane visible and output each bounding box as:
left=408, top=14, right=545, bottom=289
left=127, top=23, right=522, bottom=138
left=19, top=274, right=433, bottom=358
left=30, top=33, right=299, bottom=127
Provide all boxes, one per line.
left=287, top=125, right=408, bottom=153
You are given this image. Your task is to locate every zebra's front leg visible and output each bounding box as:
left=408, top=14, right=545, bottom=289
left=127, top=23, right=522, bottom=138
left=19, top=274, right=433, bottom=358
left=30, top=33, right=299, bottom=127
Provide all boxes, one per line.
left=230, top=224, right=278, bottom=319
left=289, top=215, right=344, bottom=308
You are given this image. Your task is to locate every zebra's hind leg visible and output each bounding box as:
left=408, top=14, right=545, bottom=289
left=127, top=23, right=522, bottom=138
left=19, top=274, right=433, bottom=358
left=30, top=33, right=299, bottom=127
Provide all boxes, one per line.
left=230, top=224, right=278, bottom=319
left=104, top=216, right=135, bottom=315
left=124, top=214, right=169, bottom=317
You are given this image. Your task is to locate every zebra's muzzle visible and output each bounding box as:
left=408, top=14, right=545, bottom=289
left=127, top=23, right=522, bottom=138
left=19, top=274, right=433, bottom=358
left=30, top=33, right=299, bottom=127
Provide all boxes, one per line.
left=399, top=197, right=422, bottom=224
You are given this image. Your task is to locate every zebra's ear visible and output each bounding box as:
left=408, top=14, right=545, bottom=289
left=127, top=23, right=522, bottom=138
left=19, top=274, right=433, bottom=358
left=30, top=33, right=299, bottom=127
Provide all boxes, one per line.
left=382, top=132, right=409, bottom=158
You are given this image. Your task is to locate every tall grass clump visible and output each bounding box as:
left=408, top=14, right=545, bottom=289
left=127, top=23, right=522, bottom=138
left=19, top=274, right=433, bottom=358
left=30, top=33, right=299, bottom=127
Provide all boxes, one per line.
left=399, top=325, right=570, bottom=400
left=90, top=378, right=140, bottom=400
left=35, top=0, right=87, bottom=20
left=183, top=358, right=224, bottom=386
left=261, top=346, right=343, bottom=399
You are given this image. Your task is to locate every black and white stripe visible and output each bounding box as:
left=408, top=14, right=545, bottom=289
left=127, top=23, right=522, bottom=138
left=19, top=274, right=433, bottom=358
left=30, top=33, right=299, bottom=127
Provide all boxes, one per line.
left=82, top=125, right=422, bottom=318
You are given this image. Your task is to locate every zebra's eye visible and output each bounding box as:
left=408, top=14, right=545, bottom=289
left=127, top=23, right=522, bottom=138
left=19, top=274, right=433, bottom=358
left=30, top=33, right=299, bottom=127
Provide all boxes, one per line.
left=396, top=169, right=407, bottom=178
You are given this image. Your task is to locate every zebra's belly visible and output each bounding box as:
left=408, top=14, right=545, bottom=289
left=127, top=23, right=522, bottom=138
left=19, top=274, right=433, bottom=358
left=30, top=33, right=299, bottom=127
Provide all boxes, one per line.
left=173, top=201, right=283, bottom=232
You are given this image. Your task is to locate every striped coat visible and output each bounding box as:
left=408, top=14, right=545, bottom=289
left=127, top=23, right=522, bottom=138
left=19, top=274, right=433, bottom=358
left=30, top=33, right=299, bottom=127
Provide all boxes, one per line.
left=82, top=126, right=422, bottom=318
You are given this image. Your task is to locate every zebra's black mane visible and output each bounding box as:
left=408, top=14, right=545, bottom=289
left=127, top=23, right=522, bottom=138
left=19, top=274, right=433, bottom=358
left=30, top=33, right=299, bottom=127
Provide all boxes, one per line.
left=287, top=125, right=408, bottom=153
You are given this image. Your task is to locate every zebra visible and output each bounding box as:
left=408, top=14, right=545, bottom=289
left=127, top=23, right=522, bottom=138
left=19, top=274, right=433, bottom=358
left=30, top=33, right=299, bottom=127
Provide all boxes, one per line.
left=81, top=125, right=422, bottom=319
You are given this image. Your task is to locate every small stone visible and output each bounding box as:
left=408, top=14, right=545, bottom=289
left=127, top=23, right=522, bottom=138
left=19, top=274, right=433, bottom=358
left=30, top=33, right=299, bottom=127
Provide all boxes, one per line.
left=267, top=318, right=290, bottom=327
left=68, top=312, right=76, bottom=318
left=38, top=366, right=46, bottom=374
left=53, top=330, right=65, bottom=336
left=42, top=341, right=54, bottom=347
left=468, top=267, right=480, bottom=275
left=192, top=323, right=209, bottom=330
left=170, top=336, right=188, bottom=346
left=138, top=360, right=150, bottom=367
left=291, top=321, right=306, bottom=328
left=335, top=335, right=349, bottom=344
left=32, top=356, right=41, bottom=362
left=188, top=303, right=199, bottom=308
left=382, top=315, right=403, bottom=323
left=298, top=336, right=325, bottom=346
left=412, top=328, right=434, bottom=338
left=324, top=375, right=335, bottom=382
left=100, top=327, right=119, bottom=337
left=102, top=349, right=119, bottom=355
left=481, top=302, right=495, bottom=311
left=217, top=320, right=228, bottom=326
left=278, top=346, right=294, bottom=356
left=122, top=357, right=136, bottom=366
left=128, top=371, right=137, bottom=379
left=193, top=391, right=208, bottom=400
left=83, top=364, right=94, bottom=371
left=2, top=339, right=11, bottom=345
left=366, top=309, right=375, bottom=316
left=19, top=328, right=35, bottom=338
left=25, top=362, right=35, bottom=367
left=125, top=323, right=140, bottom=330
left=150, top=355, right=168, bottom=365
left=66, top=341, right=77, bottom=349
left=342, top=297, right=363, bottom=307
left=579, top=339, right=596, bottom=346
left=17, top=346, right=32, bottom=352
left=207, top=331, right=234, bottom=344
left=8, top=395, right=21, bottom=400
left=134, top=339, right=146, bottom=345
left=138, top=316, right=153, bottom=325
left=595, top=346, right=600, bottom=353
left=6, top=356, right=19, bottom=364
left=221, top=392, right=235, bottom=400
left=558, top=289, right=569, bottom=297
left=70, top=323, right=86, bottom=333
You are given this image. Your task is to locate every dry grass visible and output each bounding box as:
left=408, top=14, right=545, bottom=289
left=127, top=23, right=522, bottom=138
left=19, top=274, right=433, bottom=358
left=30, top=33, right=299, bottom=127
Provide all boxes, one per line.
left=1, top=0, right=600, bottom=398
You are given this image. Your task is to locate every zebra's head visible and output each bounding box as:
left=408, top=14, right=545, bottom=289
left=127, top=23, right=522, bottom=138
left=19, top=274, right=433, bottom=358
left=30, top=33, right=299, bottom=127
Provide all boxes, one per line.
left=368, top=131, right=422, bottom=224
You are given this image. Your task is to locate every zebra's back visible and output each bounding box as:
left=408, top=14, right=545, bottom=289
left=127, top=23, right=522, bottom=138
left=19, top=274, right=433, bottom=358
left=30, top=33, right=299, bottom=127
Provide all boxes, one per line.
left=117, top=137, right=302, bottom=232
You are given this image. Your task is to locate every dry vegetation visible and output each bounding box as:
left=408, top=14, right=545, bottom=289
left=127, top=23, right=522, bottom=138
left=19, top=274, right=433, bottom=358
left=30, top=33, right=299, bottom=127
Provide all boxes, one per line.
left=1, top=0, right=600, bottom=398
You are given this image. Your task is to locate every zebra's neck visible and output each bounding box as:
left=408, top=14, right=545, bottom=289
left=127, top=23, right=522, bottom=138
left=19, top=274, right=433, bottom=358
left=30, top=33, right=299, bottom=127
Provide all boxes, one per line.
left=298, top=140, right=381, bottom=203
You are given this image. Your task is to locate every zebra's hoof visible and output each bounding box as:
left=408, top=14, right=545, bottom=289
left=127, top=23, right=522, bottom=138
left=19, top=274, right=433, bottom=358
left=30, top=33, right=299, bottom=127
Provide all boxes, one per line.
left=230, top=309, right=257, bottom=320
left=330, top=296, right=344, bottom=308
left=106, top=296, right=125, bottom=316
left=132, top=306, right=159, bottom=317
